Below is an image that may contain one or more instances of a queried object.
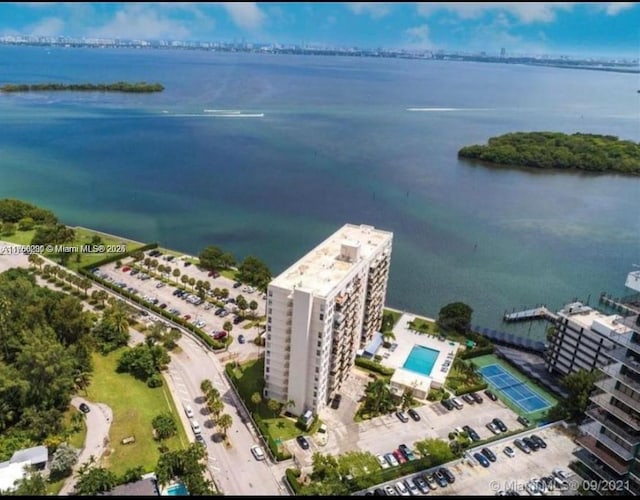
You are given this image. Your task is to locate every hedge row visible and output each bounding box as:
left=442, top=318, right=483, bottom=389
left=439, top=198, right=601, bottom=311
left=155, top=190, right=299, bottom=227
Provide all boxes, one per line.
left=355, top=356, right=395, bottom=376
left=285, top=469, right=303, bottom=495
left=459, top=345, right=495, bottom=359
left=451, top=382, right=489, bottom=396
left=80, top=269, right=230, bottom=351
left=84, top=241, right=159, bottom=269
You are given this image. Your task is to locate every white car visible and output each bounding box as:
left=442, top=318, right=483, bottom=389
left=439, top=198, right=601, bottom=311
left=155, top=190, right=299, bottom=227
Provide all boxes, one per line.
left=486, top=422, right=500, bottom=434
left=183, top=404, right=194, bottom=419
left=395, top=481, right=410, bottom=496
left=526, top=479, right=542, bottom=496
left=251, top=445, right=266, bottom=461
left=377, top=454, right=390, bottom=469
left=503, top=446, right=516, bottom=458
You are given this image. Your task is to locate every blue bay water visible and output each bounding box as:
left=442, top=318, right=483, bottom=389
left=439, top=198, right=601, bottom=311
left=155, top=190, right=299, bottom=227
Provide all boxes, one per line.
left=0, top=46, right=639, bottom=339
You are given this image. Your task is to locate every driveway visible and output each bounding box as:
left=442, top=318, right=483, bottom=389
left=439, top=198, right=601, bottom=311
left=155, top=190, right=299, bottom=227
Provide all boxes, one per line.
left=59, top=397, right=113, bottom=495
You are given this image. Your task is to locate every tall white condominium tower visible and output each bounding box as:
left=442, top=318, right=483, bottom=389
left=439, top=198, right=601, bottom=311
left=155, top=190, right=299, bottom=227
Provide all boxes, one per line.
left=263, top=224, right=393, bottom=415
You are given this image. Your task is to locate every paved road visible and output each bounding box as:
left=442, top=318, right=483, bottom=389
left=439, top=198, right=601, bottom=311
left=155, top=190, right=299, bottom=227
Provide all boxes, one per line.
left=59, top=398, right=113, bottom=495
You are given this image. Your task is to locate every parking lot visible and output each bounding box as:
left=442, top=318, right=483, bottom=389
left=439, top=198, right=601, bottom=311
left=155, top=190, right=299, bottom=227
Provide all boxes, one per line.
left=357, top=424, right=580, bottom=496
left=96, top=250, right=266, bottom=360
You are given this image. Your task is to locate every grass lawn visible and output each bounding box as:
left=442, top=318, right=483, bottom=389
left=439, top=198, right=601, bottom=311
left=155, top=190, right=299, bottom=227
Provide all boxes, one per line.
left=231, top=358, right=300, bottom=442
left=338, top=451, right=380, bottom=476
left=62, top=407, right=87, bottom=449
left=408, top=316, right=440, bottom=335
left=383, top=308, right=403, bottom=329
left=86, top=349, right=188, bottom=476
left=221, top=269, right=237, bottom=281
left=0, top=229, right=36, bottom=245
left=65, top=227, right=145, bottom=271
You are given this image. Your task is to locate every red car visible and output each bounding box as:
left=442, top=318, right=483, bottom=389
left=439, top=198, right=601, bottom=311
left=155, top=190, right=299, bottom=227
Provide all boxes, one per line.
left=183, top=314, right=191, bottom=321
left=393, top=450, right=407, bottom=464
left=121, top=266, right=131, bottom=272
left=212, top=330, right=228, bottom=340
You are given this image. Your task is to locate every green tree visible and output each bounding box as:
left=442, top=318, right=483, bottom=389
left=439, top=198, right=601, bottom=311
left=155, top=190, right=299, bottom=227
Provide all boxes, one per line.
left=267, top=398, right=281, bottom=414
left=236, top=256, right=272, bottom=292
left=155, top=444, right=213, bottom=495
left=251, top=392, right=262, bottom=408
left=223, top=321, right=233, bottom=334
left=208, top=398, right=224, bottom=423
left=152, top=413, right=178, bottom=440
left=200, top=379, right=213, bottom=395
left=560, top=369, right=599, bottom=422
left=217, top=413, right=233, bottom=438
left=401, top=389, right=416, bottom=411
left=74, top=467, right=117, bottom=495
left=119, top=466, right=145, bottom=485
left=437, top=302, right=473, bottom=335
left=9, top=471, right=47, bottom=495
left=172, top=268, right=181, bottom=285
left=49, top=443, right=78, bottom=481
left=249, top=300, right=258, bottom=317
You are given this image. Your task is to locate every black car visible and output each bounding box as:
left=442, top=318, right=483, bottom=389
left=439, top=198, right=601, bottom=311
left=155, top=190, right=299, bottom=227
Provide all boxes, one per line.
left=233, top=315, right=244, bottom=325
left=530, top=434, right=547, bottom=449
left=233, top=281, right=242, bottom=288
left=184, top=261, right=191, bottom=267
left=195, top=434, right=206, bottom=446
left=493, top=417, right=508, bottom=432
left=463, top=425, right=480, bottom=441
left=471, top=392, right=483, bottom=404
left=79, top=403, right=90, bottom=414
left=373, top=488, right=387, bottom=496
left=441, top=399, right=454, bottom=411
left=296, top=435, right=310, bottom=450
left=517, top=415, right=531, bottom=427
left=331, top=394, right=342, bottom=409
left=481, top=447, right=497, bottom=462
left=462, top=393, right=476, bottom=405
left=523, top=436, right=540, bottom=451
left=484, top=389, right=498, bottom=401
left=514, top=438, right=531, bottom=454
left=474, top=452, right=491, bottom=468
left=407, top=408, right=421, bottom=421
left=439, top=467, right=455, bottom=484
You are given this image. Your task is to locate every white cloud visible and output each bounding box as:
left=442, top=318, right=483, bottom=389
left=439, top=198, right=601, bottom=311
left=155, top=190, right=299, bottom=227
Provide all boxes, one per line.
left=416, top=3, right=575, bottom=24
left=604, top=2, right=634, bottom=15
left=93, top=4, right=192, bottom=40
left=347, top=2, right=392, bottom=19
left=220, top=2, right=265, bottom=30
left=404, top=23, right=433, bottom=49
left=26, top=17, right=64, bottom=36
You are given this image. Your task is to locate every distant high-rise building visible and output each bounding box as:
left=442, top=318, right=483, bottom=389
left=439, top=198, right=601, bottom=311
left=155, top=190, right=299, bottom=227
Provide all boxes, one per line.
left=263, top=224, right=392, bottom=415
left=500, top=47, right=506, bottom=57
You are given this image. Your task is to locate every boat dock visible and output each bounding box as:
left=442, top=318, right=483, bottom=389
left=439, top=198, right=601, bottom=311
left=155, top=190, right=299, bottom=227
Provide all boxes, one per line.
left=503, top=306, right=557, bottom=323
left=599, top=292, right=639, bottom=316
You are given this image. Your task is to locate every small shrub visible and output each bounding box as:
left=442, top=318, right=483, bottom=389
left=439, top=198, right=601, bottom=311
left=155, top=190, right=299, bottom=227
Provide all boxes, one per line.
left=147, top=374, right=163, bottom=388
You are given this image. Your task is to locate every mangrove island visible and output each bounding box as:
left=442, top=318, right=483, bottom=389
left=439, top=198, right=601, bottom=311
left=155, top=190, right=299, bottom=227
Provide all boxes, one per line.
left=458, top=132, right=640, bottom=175
left=1, top=81, right=164, bottom=93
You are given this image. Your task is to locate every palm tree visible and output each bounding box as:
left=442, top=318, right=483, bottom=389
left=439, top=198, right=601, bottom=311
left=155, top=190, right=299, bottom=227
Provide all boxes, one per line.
left=382, top=330, right=396, bottom=345
left=107, top=302, right=129, bottom=338
left=188, top=277, right=196, bottom=291
left=251, top=392, right=262, bottom=408
left=180, top=275, right=189, bottom=288
left=401, top=389, right=416, bottom=411
left=207, top=387, right=221, bottom=404
left=172, top=268, right=180, bottom=285
left=80, top=278, right=92, bottom=298
left=200, top=379, right=213, bottom=394
left=143, top=257, right=151, bottom=272
left=209, top=399, right=224, bottom=423
left=217, top=413, right=233, bottom=438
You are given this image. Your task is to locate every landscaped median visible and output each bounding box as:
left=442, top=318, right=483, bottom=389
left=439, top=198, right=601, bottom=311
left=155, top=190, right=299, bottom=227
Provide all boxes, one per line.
left=225, top=358, right=321, bottom=462
left=285, top=438, right=457, bottom=495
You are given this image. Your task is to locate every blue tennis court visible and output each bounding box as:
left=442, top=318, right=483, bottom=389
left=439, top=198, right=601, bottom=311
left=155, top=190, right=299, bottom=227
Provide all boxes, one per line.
left=480, top=364, right=552, bottom=413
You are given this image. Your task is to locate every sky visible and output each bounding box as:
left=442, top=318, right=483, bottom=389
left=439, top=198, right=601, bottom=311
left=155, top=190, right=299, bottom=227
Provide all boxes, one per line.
left=0, top=2, right=638, bottom=58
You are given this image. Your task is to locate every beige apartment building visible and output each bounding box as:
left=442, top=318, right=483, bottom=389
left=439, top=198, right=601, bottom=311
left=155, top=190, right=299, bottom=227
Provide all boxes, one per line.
left=263, top=224, right=392, bottom=415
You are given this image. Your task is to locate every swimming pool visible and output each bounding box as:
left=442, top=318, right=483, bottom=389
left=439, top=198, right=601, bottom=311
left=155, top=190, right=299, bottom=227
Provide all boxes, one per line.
left=403, top=345, right=439, bottom=376
left=166, top=483, right=188, bottom=496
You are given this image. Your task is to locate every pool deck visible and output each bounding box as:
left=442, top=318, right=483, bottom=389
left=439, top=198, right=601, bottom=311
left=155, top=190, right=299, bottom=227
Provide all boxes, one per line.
left=381, top=313, right=460, bottom=389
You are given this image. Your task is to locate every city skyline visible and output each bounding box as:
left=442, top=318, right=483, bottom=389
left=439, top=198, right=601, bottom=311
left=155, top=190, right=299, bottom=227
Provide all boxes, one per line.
left=0, top=2, right=638, bottom=59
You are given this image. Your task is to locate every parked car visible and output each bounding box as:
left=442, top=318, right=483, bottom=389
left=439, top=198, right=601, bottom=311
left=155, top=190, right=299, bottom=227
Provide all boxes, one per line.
left=463, top=425, right=480, bottom=441
left=493, top=417, right=508, bottom=432
left=183, top=404, right=194, bottom=419
left=403, top=479, right=418, bottom=496
left=530, top=434, right=547, bottom=449
left=552, top=468, right=570, bottom=481
left=523, top=436, right=540, bottom=451
left=503, top=446, right=516, bottom=458
left=407, top=408, right=421, bottom=421
left=486, top=421, right=500, bottom=434
left=233, top=315, right=244, bottom=325
left=514, top=438, right=531, bottom=454
left=392, top=450, right=407, bottom=464
left=413, top=476, right=430, bottom=495
left=423, top=473, right=438, bottom=490
left=251, top=445, right=266, bottom=461
left=462, top=393, right=476, bottom=405
left=212, top=330, right=228, bottom=340
left=474, top=452, right=491, bottom=468
left=376, top=454, right=389, bottom=469
left=296, top=435, right=310, bottom=450
left=79, top=403, right=90, bottom=414
left=384, top=453, right=399, bottom=467
left=384, top=485, right=396, bottom=496
left=396, top=411, right=409, bottom=423
left=526, top=479, right=542, bottom=496
left=471, top=392, right=483, bottom=404
left=331, top=394, right=342, bottom=410
left=484, top=389, right=498, bottom=401
left=439, top=467, right=455, bottom=484
left=517, top=415, right=531, bottom=426
left=238, top=334, right=245, bottom=344
left=434, top=469, right=448, bottom=488
left=481, top=447, right=497, bottom=462
left=233, top=281, right=242, bottom=288
left=441, top=399, right=454, bottom=411
left=398, top=444, right=415, bottom=461
left=451, top=397, right=464, bottom=410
